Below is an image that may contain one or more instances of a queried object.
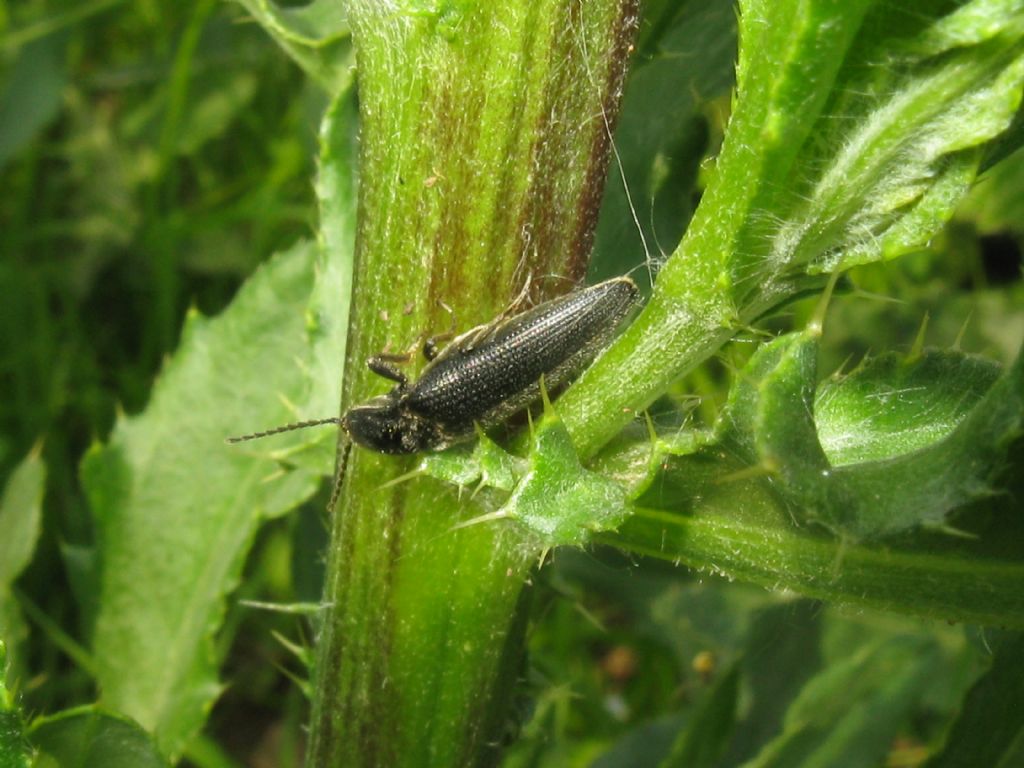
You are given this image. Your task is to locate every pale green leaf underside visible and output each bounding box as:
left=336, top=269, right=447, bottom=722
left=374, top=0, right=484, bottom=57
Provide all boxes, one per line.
left=749, top=1, right=1024, bottom=279
left=815, top=351, right=1002, bottom=465
left=421, top=328, right=1020, bottom=550
left=719, top=331, right=1023, bottom=538
left=590, top=330, right=1022, bottom=626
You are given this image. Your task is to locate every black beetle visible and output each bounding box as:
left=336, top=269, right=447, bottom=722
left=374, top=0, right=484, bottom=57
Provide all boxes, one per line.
left=228, top=276, right=638, bottom=454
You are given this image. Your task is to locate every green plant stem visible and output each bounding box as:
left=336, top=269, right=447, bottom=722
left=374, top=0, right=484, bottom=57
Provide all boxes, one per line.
left=307, top=2, right=640, bottom=765
left=609, top=508, right=1024, bottom=629
left=556, top=0, right=871, bottom=458
left=557, top=0, right=1024, bottom=457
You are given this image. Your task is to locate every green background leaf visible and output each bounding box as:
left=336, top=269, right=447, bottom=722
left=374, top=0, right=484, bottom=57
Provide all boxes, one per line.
left=29, top=709, right=168, bottom=768
left=82, top=242, right=326, bottom=759
left=742, top=636, right=943, bottom=768
left=922, top=632, right=1024, bottom=768
left=0, top=448, right=45, bottom=684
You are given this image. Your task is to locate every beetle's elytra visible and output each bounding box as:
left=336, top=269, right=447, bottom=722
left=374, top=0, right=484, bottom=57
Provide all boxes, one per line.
left=228, top=276, right=638, bottom=454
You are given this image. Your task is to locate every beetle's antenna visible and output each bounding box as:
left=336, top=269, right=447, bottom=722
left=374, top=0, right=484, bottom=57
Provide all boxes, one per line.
left=226, top=417, right=344, bottom=443
left=325, top=440, right=352, bottom=515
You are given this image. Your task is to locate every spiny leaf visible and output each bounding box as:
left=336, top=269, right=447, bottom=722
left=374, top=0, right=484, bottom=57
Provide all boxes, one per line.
left=83, top=241, right=324, bottom=759
left=745, top=0, right=1024, bottom=279
left=420, top=435, right=523, bottom=493
left=79, top=87, right=356, bottom=759
left=815, top=351, right=1002, bottom=465
left=501, top=407, right=629, bottom=547
left=593, top=332, right=1023, bottom=626
left=785, top=14, right=1024, bottom=275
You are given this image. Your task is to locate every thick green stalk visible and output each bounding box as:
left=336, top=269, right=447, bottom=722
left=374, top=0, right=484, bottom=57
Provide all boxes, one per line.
left=611, top=508, right=1024, bottom=629
left=307, top=2, right=639, bottom=766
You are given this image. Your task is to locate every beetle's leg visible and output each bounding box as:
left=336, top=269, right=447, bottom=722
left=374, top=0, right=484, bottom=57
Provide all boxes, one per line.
left=367, top=355, right=410, bottom=388
left=424, top=300, right=458, bottom=361
left=485, top=273, right=533, bottom=327
left=423, top=337, right=445, bottom=361
left=371, top=327, right=427, bottom=365
left=462, top=274, right=534, bottom=350
left=502, top=272, right=534, bottom=319
left=372, top=348, right=415, bottom=363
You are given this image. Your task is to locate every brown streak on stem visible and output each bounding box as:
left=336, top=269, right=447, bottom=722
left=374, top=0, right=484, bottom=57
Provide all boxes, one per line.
left=572, top=0, right=641, bottom=269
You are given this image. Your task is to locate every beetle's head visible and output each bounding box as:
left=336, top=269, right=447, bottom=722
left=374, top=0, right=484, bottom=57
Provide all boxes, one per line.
left=342, top=395, right=445, bottom=454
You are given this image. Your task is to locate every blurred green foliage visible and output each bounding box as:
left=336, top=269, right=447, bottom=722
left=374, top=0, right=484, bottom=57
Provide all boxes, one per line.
left=0, top=0, right=320, bottom=485
left=1, top=1, right=321, bottom=763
